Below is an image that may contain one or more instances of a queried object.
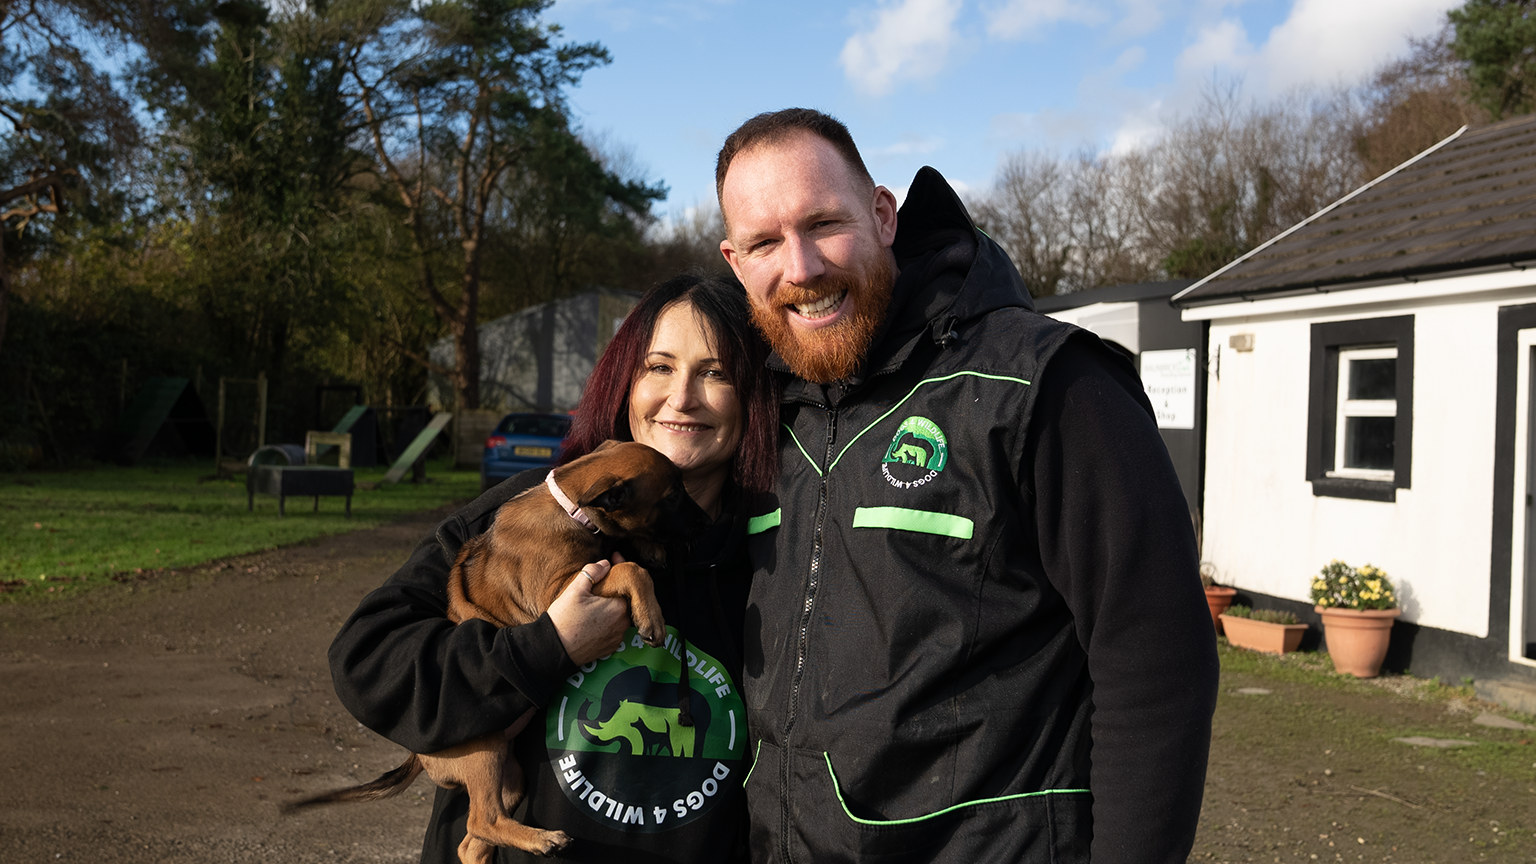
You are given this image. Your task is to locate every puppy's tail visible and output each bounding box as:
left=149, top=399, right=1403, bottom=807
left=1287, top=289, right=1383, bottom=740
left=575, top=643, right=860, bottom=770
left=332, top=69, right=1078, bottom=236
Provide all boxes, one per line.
left=281, top=754, right=424, bottom=814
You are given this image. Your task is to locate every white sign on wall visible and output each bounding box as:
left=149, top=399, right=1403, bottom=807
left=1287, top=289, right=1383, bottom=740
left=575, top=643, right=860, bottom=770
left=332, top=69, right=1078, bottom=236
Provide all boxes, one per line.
left=1139, top=348, right=1196, bottom=430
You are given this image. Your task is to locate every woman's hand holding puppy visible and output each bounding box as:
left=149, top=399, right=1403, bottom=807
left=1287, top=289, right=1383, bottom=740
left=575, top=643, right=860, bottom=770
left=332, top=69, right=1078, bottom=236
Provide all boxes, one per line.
left=547, top=552, right=633, bottom=665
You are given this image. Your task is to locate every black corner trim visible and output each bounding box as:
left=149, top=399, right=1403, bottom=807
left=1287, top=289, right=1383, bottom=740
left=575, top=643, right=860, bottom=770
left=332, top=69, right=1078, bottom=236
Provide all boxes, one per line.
left=1488, top=303, right=1536, bottom=647
left=1309, top=477, right=1397, bottom=502
left=1306, top=315, right=1414, bottom=497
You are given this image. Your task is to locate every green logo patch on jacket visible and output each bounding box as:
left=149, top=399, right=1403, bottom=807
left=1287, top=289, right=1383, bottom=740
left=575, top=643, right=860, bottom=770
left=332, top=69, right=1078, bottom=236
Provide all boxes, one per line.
left=545, top=626, right=744, bottom=832
left=882, top=416, right=948, bottom=488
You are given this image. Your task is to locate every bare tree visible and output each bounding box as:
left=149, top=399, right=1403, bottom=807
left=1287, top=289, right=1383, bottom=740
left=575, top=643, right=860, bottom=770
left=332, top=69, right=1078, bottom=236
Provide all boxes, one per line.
left=1355, top=29, right=1487, bottom=177
left=973, top=152, right=1075, bottom=296
left=979, top=80, right=1371, bottom=293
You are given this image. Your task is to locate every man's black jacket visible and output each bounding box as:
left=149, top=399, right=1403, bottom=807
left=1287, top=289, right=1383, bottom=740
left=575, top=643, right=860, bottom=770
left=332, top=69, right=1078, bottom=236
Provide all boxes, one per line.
left=739, top=167, right=1219, bottom=863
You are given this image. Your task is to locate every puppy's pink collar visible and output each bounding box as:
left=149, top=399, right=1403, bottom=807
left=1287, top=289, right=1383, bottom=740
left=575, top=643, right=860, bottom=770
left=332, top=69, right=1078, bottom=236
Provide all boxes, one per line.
left=546, top=470, right=599, bottom=534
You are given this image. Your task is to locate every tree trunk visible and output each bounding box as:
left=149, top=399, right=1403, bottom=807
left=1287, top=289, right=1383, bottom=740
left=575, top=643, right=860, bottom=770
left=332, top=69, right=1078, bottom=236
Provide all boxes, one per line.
left=452, top=313, right=480, bottom=411
left=454, top=242, right=482, bottom=410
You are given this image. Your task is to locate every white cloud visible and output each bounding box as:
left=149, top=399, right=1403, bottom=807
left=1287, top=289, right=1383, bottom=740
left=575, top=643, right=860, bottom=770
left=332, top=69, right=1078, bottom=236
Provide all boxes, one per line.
left=982, top=0, right=1171, bottom=42
left=987, top=108, right=1108, bottom=150
left=1258, top=0, right=1451, bottom=91
left=1175, top=0, right=1454, bottom=95
left=1108, top=101, right=1164, bottom=154
left=1110, top=0, right=1167, bottom=39
left=1105, top=45, right=1146, bottom=78
left=1175, top=19, right=1254, bottom=78
left=869, top=135, right=947, bottom=158
left=841, top=0, right=964, bottom=97
left=984, top=0, right=1107, bottom=40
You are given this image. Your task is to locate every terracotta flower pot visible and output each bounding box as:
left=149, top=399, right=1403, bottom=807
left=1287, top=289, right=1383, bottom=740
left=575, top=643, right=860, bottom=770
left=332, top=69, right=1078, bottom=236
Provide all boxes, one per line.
left=1205, top=586, right=1237, bottom=634
left=1219, top=614, right=1308, bottom=655
left=1315, top=606, right=1401, bottom=678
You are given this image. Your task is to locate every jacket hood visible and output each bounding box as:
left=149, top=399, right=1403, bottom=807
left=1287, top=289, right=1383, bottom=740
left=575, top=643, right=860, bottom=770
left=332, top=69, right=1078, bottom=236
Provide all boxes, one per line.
left=880, top=166, right=1036, bottom=363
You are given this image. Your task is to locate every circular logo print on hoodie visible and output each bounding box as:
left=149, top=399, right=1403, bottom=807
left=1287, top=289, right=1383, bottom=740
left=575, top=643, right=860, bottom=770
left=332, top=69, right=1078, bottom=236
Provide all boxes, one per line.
left=545, top=626, right=745, bottom=833
left=881, top=415, right=948, bottom=489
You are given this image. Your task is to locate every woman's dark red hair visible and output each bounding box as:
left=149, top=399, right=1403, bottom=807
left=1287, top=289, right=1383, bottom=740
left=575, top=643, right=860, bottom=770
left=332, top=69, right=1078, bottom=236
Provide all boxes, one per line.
left=558, top=273, right=779, bottom=495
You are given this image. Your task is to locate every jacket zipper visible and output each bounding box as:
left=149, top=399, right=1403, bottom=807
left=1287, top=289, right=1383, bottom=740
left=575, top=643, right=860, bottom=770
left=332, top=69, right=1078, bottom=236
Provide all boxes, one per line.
left=780, top=403, right=837, bottom=863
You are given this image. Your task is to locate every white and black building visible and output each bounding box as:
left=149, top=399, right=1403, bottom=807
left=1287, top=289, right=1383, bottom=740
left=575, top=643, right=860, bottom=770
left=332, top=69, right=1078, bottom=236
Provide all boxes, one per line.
left=1173, top=115, right=1536, bottom=710
left=428, top=288, right=640, bottom=413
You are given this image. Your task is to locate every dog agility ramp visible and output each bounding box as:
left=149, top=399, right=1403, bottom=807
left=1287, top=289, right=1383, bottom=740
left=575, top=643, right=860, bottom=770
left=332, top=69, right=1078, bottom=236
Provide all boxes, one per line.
left=382, top=412, right=454, bottom=484
left=104, top=377, right=216, bottom=464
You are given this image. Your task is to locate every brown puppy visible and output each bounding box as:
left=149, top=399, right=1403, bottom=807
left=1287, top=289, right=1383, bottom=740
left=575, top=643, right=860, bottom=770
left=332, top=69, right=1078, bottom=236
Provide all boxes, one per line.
left=286, top=440, right=703, bottom=862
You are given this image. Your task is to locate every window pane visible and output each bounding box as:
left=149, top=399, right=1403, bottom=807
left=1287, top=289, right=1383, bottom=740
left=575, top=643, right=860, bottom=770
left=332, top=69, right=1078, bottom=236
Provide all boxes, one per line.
left=1344, top=416, right=1395, bottom=470
left=1348, top=358, right=1396, bottom=400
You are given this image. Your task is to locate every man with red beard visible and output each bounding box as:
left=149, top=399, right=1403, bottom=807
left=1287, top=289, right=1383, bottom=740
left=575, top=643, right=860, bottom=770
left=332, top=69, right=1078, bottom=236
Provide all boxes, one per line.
left=716, top=108, right=1218, bottom=864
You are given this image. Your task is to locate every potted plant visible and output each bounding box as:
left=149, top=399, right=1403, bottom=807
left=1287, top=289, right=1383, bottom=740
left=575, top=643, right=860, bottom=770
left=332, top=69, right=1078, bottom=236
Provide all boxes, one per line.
left=1311, top=560, right=1400, bottom=678
left=1201, top=562, right=1237, bottom=634
left=1218, top=605, right=1308, bottom=655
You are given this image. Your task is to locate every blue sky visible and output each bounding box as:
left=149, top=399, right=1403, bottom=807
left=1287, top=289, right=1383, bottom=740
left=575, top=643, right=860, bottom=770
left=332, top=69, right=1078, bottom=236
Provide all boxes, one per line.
left=550, top=0, right=1457, bottom=217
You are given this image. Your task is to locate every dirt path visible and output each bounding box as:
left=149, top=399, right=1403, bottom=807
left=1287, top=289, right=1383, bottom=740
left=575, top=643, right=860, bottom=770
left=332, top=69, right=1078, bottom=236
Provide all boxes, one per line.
left=7, top=508, right=1536, bottom=863
left=1192, top=657, right=1536, bottom=863
left=0, top=507, right=459, bottom=864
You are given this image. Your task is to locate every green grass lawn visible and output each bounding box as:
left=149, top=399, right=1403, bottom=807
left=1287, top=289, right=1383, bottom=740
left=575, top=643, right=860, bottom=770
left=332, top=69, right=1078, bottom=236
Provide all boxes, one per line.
left=0, top=457, right=481, bottom=601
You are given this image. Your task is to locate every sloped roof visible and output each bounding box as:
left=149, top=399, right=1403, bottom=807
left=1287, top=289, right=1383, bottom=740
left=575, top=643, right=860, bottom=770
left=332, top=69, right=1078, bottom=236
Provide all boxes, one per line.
left=1173, top=113, right=1536, bottom=306
left=1034, top=279, right=1195, bottom=313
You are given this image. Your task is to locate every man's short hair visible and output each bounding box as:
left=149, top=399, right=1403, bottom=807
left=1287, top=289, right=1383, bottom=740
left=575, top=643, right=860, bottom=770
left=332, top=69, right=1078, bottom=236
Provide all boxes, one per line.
left=715, top=108, right=875, bottom=205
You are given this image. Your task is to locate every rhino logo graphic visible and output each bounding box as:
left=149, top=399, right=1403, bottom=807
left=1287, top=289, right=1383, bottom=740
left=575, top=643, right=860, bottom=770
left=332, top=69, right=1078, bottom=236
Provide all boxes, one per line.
left=882, top=417, right=947, bottom=471
left=546, top=628, right=743, bottom=832
left=889, top=438, right=932, bottom=468
left=577, top=666, right=711, bottom=757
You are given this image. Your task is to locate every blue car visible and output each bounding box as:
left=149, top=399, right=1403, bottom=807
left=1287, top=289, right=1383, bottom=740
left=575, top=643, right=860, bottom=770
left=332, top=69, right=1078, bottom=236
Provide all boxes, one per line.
left=481, top=412, right=573, bottom=492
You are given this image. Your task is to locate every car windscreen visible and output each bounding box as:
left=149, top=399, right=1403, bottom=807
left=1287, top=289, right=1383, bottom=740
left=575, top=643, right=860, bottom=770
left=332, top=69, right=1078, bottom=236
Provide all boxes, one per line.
left=497, top=415, right=572, bottom=438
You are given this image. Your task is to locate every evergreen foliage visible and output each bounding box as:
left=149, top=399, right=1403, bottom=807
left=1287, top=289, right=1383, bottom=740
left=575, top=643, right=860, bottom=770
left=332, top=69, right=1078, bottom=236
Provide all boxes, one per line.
left=1449, top=0, right=1536, bottom=119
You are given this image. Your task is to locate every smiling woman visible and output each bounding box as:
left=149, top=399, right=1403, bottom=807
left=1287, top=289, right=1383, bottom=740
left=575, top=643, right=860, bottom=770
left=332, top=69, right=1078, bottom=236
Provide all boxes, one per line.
left=327, top=272, right=778, bottom=864
left=626, top=304, right=743, bottom=519
left=560, top=273, right=779, bottom=504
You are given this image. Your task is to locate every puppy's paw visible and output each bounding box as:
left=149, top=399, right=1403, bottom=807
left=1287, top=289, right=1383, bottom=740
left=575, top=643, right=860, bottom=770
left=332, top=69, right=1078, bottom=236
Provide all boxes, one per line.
left=634, top=612, right=666, bottom=647
left=532, top=829, right=571, bottom=856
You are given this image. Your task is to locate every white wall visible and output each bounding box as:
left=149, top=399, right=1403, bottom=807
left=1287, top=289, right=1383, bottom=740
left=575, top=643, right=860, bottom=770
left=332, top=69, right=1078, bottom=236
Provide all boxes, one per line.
left=1046, top=301, right=1139, bottom=354
left=1193, top=277, right=1536, bottom=638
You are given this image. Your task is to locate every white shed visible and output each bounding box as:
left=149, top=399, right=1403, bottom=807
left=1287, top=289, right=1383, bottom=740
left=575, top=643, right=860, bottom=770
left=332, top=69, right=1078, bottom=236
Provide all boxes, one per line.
left=428, top=288, right=639, bottom=413
left=1174, top=115, right=1536, bottom=709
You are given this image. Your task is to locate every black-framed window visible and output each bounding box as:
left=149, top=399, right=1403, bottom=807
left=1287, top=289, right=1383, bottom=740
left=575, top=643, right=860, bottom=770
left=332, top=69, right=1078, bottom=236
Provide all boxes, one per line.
left=1306, top=316, right=1414, bottom=502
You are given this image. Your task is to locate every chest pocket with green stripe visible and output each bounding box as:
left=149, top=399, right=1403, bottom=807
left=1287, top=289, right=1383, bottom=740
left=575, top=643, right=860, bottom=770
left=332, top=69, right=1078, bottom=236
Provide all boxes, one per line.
left=851, top=506, right=973, bottom=540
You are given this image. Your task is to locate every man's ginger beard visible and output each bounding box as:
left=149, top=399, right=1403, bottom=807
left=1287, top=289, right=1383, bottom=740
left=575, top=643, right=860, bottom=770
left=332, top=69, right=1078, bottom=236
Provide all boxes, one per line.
left=750, top=255, right=895, bottom=384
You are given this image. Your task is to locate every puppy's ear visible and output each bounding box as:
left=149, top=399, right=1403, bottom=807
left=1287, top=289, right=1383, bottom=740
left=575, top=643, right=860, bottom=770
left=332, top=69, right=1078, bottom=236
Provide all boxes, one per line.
left=579, top=475, right=629, bottom=512
left=592, top=440, right=621, bottom=453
